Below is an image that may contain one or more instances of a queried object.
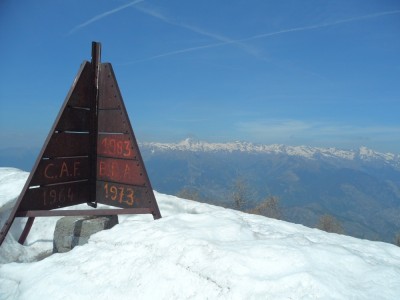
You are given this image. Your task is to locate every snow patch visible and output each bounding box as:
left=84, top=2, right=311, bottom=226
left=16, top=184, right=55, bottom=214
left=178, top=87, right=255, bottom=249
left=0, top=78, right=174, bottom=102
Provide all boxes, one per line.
left=0, top=168, right=400, bottom=299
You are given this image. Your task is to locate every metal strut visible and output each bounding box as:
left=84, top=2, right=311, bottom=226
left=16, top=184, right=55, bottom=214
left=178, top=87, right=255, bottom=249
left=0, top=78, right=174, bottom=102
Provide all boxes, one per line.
left=87, top=42, right=101, bottom=208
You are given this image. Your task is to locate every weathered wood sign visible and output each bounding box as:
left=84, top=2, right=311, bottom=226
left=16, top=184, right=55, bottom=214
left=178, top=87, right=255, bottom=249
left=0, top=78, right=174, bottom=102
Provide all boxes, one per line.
left=0, top=42, right=161, bottom=246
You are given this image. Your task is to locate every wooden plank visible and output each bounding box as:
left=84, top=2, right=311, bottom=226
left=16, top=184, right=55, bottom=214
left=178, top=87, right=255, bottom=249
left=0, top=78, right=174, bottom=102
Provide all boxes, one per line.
left=98, top=63, right=120, bottom=109
left=98, top=109, right=127, bottom=133
left=19, top=181, right=90, bottom=211
left=56, top=107, right=90, bottom=132
left=97, top=157, right=146, bottom=186
left=30, top=157, right=89, bottom=185
left=96, top=180, right=153, bottom=209
left=97, top=134, right=137, bottom=159
left=67, top=62, right=93, bottom=108
left=43, top=132, right=90, bottom=157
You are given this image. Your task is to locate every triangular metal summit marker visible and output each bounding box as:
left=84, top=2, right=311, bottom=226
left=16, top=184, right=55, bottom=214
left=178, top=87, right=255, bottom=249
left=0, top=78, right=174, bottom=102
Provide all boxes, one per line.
left=0, top=42, right=161, bottom=246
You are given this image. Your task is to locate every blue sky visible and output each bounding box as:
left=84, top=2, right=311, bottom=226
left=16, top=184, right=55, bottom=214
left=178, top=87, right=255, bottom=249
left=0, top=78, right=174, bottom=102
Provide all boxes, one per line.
left=0, top=0, right=399, bottom=153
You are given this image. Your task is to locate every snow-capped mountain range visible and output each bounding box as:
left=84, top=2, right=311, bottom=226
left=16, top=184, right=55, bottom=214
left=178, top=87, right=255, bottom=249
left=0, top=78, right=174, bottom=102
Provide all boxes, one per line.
left=139, top=139, right=400, bottom=243
left=141, top=138, right=400, bottom=167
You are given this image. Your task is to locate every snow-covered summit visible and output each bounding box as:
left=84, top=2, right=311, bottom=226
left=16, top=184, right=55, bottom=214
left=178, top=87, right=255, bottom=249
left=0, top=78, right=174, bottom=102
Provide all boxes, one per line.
left=142, top=139, right=400, bottom=166
left=0, top=168, right=400, bottom=299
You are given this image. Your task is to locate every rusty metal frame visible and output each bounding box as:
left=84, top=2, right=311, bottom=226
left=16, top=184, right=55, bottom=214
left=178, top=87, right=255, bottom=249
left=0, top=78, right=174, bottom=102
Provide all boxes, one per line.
left=16, top=208, right=152, bottom=217
left=0, top=42, right=161, bottom=247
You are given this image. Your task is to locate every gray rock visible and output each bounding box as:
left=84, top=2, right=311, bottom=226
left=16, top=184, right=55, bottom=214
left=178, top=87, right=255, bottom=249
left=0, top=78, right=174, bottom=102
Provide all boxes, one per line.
left=53, top=215, right=118, bottom=253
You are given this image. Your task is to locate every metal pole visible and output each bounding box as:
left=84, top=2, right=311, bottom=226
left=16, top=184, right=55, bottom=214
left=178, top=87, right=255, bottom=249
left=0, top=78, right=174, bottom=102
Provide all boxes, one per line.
left=17, top=217, right=35, bottom=245
left=87, top=42, right=101, bottom=208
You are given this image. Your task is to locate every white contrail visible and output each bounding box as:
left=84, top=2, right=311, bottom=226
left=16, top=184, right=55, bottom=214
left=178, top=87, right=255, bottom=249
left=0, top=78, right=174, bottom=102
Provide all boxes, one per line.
left=134, top=5, right=259, bottom=57
left=126, top=42, right=226, bottom=63
left=241, top=9, right=400, bottom=42
left=124, top=9, right=400, bottom=64
left=68, top=0, right=144, bottom=35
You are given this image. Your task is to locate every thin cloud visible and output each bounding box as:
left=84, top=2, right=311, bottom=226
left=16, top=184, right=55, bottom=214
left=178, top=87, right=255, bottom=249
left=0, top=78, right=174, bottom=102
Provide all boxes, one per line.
left=125, top=9, right=400, bottom=63
left=68, top=0, right=144, bottom=35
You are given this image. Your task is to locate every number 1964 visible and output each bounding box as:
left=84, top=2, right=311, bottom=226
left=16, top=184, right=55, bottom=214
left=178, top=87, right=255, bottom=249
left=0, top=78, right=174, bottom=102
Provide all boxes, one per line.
left=43, top=187, right=73, bottom=206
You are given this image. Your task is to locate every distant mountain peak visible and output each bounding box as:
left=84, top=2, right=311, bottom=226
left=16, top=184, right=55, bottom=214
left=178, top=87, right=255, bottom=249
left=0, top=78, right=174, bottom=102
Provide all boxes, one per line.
left=140, top=139, right=400, bottom=168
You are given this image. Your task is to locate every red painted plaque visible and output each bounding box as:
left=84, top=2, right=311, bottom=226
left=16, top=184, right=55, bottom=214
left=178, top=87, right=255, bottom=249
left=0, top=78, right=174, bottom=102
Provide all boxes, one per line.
left=97, top=134, right=136, bottom=159
left=97, top=157, right=146, bottom=186
left=96, top=180, right=153, bottom=209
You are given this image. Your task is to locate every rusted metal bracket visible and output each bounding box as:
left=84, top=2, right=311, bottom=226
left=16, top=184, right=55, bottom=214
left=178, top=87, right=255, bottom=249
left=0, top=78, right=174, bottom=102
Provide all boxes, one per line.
left=0, top=42, right=162, bottom=247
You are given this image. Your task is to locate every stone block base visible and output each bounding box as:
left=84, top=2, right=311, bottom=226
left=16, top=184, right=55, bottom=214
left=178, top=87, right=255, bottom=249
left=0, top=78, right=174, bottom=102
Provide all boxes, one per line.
left=53, top=215, right=118, bottom=253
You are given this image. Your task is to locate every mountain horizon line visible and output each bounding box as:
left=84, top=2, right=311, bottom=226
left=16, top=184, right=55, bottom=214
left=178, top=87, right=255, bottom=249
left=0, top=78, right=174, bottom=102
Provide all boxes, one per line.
left=140, top=137, right=400, bottom=161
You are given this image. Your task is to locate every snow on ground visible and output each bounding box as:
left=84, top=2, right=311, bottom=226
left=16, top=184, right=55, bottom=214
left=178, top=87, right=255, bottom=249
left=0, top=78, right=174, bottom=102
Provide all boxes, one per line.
left=0, top=167, right=400, bottom=299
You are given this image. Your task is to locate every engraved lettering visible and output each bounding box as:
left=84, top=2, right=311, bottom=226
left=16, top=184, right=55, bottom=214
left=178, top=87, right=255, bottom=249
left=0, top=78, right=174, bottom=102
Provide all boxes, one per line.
left=67, top=187, right=73, bottom=202
left=102, top=183, right=135, bottom=206
left=126, top=188, right=134, bottom=206
left=97, top=159, right=143, bottom=185
left=60, top=161, right=69, bottom=178
left=110, top=185, right=117, bottom=200
left=123, top=164, right=130, bottom=180
left=118, top=187, right=124, bottom=203
left=99, top=161, right=106, bottom=176
left=44, top=163, right=55, bottom=179
left=58, top=187, right=65, bottom=203
left=49, top=189, right=56, bottom=205
left=110, top=139, right=116, bottom=154
left=111, top=161, right=116, bottom=177
left=73, top=161, right=81, bottom=176
left=104, top=182, right=109, bottom=198
left=123, top=141, right=131, bottom=157
left=101, top=137, right=107, bottom=151
left=42, top=187, right=74, bottom=207
left=98, top=136, right=133, bottom=158
left=41, top=159, right=86, bottom=183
